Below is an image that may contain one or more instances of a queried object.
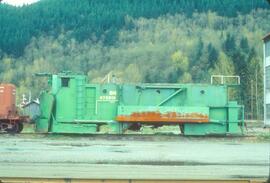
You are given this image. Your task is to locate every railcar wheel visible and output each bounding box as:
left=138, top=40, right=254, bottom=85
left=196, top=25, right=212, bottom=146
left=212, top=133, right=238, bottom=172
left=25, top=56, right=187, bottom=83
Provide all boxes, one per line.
left=0, top=122, right=10, bottom=133
left=16, top=123, right=23, bottom=133
left=5, top=125, right=17, bottom=134
left=0, top=122, right=7, bottom=132
left=179, top=124, right=184, bottom=134
left=128, top=123, right=141, bottom=131
left=5, top=123, right=23, bottom=134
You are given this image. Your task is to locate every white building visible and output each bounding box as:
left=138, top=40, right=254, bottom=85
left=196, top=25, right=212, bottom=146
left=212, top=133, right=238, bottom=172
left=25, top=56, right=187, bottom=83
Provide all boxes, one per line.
left=263, top=33, right=270, bottom=126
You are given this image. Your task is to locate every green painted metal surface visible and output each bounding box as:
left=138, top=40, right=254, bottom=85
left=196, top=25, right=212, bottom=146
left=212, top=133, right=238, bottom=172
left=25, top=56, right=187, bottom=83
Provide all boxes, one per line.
left=36, top=92, right=54, bottom=133
left=36, top=72, right=244, bottom=135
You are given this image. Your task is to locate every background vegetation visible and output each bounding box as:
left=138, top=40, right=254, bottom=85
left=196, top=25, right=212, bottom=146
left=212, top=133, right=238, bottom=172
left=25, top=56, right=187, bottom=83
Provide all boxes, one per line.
left=0, top=0, right=269, bottom=119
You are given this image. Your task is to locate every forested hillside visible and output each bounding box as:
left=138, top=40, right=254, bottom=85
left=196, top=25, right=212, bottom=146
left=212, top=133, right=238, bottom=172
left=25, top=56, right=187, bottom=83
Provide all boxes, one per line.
left=0, top=0, right=270, bottom=119
left=0, top=0, right=269, bottom=56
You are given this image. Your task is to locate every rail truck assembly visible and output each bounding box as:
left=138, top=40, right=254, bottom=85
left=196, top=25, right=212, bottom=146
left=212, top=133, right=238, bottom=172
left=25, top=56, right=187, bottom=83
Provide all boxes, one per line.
left=0, top=84, right=27, bottom=133
left=36, top=72, right=244, bottom=135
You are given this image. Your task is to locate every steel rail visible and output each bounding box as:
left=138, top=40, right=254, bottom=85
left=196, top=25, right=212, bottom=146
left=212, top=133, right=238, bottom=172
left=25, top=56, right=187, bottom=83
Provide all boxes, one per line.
left=0, top=178, right=267, bottom=183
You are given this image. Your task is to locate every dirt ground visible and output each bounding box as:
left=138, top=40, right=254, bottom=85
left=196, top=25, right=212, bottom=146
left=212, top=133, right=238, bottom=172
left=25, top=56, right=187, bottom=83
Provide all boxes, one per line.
left=0, top=133, right=269, bottom=180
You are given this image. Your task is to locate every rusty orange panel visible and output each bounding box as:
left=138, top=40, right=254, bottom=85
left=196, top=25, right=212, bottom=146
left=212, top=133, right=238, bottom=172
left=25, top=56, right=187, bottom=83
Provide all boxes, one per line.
left=0, top=84, right=17, bottom=119
left=116, top=112, right=209, bottom=123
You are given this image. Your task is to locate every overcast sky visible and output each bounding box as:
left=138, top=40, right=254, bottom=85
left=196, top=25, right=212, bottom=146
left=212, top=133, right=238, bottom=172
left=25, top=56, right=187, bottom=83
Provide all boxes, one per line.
left=2, top=0, right=39, bottom=6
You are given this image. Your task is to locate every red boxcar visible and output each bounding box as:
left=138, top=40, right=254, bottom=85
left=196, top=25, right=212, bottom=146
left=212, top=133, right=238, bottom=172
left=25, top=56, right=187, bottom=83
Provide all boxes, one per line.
left=0, top=84, right=27, bottom=133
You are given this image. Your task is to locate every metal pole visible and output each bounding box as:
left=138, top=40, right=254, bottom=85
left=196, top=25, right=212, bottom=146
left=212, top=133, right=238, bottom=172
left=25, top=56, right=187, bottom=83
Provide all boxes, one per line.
left=221, top=75, right=224, bottom=84
left=255, top=67, right=259, bottom=121
left=251, top=79, right=253, bottom=120
left=263, top=43, right=266, bottom=125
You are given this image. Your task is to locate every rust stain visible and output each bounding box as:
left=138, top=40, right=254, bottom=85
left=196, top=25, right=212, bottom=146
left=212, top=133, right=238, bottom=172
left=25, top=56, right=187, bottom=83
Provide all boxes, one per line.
left=116, top=112, right=209, bottom=123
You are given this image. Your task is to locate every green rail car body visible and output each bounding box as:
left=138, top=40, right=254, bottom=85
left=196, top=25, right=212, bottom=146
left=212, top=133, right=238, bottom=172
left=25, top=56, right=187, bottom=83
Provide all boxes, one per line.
left=36, top=72, right=244, bottom=135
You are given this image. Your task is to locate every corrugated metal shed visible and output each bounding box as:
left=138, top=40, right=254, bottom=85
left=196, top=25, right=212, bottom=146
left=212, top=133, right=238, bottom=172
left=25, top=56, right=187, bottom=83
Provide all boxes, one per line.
left=22, top=100, right=40, bottom=121
left=263, top=32, right=270, bottom=42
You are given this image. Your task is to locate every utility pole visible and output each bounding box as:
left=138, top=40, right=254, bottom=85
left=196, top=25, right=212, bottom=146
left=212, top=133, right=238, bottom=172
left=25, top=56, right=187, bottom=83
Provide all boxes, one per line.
left=251, top=79, right=253, bottom=120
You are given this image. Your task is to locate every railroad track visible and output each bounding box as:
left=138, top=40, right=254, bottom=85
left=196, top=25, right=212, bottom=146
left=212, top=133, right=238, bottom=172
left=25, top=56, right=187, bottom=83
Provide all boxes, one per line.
left=0, top=132, right=258, bottom=143
left=0, top=178, right=268, bottom=183
left=0, top=131, right=255, bottom=137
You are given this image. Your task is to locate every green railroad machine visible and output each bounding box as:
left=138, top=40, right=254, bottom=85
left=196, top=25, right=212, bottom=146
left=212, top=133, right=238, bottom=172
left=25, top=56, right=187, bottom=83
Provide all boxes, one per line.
left=36, top=72, right=244, bottom=135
